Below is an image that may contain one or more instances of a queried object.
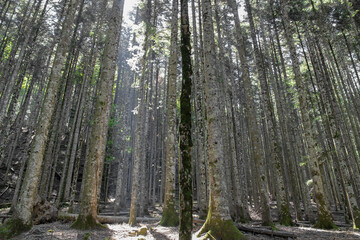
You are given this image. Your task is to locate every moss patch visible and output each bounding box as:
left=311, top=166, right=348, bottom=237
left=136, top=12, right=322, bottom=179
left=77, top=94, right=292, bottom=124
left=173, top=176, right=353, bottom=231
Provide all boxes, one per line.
left=71, top=214, right=107, bottom=230
left=138, top=226, right=147, bottom=236
left=352, top=208, right=360, bottom=229
left=159, top=207, right=179, bottom=226
left=84, top=232, right=91, bottom=240
left=314, top=214, right=337, bottom=230
left=198, top=218, right=246, bottom=240
left=279, top=205, right=293, bottom=226
left=0, top=217, right=32, bottom=239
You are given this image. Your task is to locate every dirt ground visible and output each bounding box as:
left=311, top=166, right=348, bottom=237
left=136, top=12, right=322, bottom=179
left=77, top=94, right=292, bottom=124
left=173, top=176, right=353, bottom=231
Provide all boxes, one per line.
left=9, top=221, right=360, bottom=240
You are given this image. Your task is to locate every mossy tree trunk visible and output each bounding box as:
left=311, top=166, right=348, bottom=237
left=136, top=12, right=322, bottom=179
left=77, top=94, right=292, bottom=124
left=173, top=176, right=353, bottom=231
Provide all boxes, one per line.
left=179, top=0, right=193, bottom=239
left=197, top=0, right=245, bottom=239
left=71, top=0, right=124, bottom=230
left=160, top=0, right=179, bottom=227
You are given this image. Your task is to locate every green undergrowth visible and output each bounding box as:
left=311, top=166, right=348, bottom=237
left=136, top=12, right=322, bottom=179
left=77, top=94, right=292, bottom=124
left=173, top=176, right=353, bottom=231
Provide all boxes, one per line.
left=0, top=218, right=31, bottom=239
left=314, top=217, right=338, bottom=230
left=279, top=205, right=293, bottom=226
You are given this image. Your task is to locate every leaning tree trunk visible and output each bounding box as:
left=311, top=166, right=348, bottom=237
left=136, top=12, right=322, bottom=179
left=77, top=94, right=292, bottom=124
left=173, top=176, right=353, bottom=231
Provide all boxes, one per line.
left=7, top=0, right=80, bottom=233
left=244, top=0, right=292, bottom=226
left=279, top=0, right=335, bottom=229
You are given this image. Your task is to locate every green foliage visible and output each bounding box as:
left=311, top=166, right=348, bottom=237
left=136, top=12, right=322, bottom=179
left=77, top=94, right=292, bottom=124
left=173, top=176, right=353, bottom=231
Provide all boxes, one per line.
left=126, top=146, right=133, bottom=154
left=270, top=223, right=278, bottom=230
left=106, top=156, right=115, bottom=164
left=84, top=232, right=91, bottom=240
left=0, top=218, right=32, bottom=239
left=299, top=161, right=307, bottom=167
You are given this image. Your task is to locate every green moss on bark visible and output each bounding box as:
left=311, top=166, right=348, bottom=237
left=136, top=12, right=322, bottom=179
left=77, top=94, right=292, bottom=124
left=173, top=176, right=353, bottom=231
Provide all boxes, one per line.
left=352, top=207, right=360, bottom=229
left=314, top=213, right=337, bottom=230
left=160, top=206, right=179, bottom=226
left=313, top=191, right=336, bottom=230
left=71, top=214, right=106, bottom=230
left=0, top=217, right=32, bottom=239
left=279, top=205, right=293, bottom=226
left=198, top=217, right=246, bottom=240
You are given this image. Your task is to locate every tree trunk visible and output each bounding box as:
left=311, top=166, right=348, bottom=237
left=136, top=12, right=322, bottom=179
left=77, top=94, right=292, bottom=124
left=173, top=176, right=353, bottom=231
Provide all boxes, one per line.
left=72, top=0, right=124, bottom=230
left=197, top=0, right=245, bottom=239
left=10, top=0, right=80, bottom=230
left=160, top=0, right=179, bottom=227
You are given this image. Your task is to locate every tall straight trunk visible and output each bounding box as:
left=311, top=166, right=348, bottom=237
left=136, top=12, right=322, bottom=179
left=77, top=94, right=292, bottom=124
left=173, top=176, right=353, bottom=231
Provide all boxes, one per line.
left=7, top=0, right=80, bottom=232
left=72, top=0, right=123, bottom=230
left=129, top=0, right=152, bottom=226
left=197, top=0, right=245, bottom=239
left=192, top=0, right=208, bottom=220
left=179, top=0, right=192, bottom=239
left=63, top=55, right=91, bottom=201
left=160, top=0, right=179, bottom=227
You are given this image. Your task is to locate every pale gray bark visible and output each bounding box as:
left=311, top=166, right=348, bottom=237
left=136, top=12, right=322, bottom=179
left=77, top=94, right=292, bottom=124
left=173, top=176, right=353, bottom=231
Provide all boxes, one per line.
left=227, top=0, right=272, bottom=226
left=74, top=0, right=124, bottom=227
left=197, top=0, right=244, bottom=239
left=129, top=0, right=152, bottom=226
left=13, top=0, right=80, bottom=226
left=160, top=0, right=179, bottom=226
left=279, top=0, right=334, bottom=228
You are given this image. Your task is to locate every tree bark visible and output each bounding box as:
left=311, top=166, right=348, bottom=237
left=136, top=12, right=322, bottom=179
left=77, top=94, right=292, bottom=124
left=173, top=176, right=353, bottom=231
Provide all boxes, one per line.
left=72, top=0, right=124, bottom=230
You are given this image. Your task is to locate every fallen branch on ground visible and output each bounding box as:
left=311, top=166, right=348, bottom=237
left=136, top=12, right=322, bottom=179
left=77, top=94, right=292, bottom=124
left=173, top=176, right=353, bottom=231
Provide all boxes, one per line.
left=236, top=224, right=297, bottom=239
left=58, top=212, right=161, bottom=224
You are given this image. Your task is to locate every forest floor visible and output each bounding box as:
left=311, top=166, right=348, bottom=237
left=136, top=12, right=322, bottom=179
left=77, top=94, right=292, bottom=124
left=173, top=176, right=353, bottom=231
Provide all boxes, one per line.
left=2, top=203, right=360, bottom=239
left=8, top=220, right=360, bottom=240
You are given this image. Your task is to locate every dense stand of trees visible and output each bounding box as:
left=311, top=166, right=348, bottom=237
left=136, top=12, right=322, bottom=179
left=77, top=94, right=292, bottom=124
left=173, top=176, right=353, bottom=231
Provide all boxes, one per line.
left=0, top=0, right=359, bottom=239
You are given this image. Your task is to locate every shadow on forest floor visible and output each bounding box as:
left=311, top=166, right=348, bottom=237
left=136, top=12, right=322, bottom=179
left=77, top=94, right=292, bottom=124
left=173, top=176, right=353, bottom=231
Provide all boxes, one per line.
left=5, top=219, right=360, bottom=240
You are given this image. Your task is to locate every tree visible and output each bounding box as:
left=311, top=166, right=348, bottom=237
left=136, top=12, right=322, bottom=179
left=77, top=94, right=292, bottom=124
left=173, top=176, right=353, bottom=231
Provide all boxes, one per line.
left=160, top=0, right=179, bottom=227
left=197, top=0, right=245, bottom=238
left=279, top=0, right=336, bottom=229
left=129, top=0, right=153, bottom=226
left=179, top=0, right=193, bottom=238
left=0, top=0, right=80, bottom=237
left=71, top=0, right=124, bottom=230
